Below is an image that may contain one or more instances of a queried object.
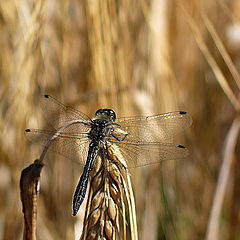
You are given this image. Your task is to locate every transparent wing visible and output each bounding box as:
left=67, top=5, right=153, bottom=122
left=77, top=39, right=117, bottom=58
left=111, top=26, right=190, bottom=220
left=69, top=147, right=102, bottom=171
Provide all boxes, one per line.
left=114, top=111, right=192, bottom=142
left=25, top=128, right=90, bottom=165
left=40, top=95, right=92, bottom=129
left=107, top=140, right=189, bottom=168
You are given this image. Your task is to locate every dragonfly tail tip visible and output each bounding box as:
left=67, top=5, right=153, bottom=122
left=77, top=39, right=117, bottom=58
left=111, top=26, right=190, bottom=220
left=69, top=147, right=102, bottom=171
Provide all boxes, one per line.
left=72, top=210, right=77, bottom=217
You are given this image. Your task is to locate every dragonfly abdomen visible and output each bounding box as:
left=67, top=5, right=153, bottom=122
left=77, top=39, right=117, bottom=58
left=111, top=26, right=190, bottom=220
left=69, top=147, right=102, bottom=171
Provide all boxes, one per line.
left=72, top=170, right=90, bottom=216
left=72, top=142, right=98, bottom=216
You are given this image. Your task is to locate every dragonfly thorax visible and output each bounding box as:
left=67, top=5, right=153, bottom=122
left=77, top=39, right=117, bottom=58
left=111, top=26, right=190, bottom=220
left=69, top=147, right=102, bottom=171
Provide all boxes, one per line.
left=89, top=120, right=109, bottom=142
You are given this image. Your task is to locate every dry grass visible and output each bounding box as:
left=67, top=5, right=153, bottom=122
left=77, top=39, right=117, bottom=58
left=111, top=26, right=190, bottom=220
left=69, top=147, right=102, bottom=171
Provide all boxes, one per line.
left=1, top=0, right=240, bottom=239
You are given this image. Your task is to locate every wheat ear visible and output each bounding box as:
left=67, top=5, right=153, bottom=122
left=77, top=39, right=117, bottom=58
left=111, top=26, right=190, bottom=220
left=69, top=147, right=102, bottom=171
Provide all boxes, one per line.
left=80, top=144, right=138, bottom=240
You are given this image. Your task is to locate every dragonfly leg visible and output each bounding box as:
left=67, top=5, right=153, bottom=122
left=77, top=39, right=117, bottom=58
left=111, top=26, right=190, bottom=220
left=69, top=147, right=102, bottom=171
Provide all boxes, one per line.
left=111, top=132, right=128, bottom=142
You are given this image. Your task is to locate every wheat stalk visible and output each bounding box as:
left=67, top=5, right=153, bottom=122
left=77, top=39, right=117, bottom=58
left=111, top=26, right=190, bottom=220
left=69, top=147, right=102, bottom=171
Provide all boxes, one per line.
left=80, top=144, right=138, bottom=240
left=205, top=116, right=240, bottom=240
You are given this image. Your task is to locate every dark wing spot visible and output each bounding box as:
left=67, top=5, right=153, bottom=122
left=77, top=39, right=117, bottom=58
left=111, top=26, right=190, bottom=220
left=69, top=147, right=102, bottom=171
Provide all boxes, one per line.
left=177, top=144, right=186, bottom=149
left=44, top=94, right=49, bottom=98
left=179, top=111, right=187, bottom=115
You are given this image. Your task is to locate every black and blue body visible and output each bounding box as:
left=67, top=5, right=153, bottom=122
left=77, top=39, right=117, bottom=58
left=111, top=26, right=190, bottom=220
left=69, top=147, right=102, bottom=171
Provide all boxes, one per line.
left=72, top=109, right=120, bottom=216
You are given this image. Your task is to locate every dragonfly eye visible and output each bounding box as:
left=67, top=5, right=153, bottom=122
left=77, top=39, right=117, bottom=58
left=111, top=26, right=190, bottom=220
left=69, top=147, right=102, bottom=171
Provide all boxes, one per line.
left=95, top=109, right=116, bottom=122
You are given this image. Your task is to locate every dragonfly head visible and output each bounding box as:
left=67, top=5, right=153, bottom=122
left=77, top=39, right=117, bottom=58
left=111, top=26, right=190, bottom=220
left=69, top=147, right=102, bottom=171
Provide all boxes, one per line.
left=94, top=109, right=116, bottom=122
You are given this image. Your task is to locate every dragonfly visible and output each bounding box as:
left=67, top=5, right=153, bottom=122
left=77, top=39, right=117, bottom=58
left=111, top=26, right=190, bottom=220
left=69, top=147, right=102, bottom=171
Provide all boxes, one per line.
left=25, top=95, right=192, bottom=216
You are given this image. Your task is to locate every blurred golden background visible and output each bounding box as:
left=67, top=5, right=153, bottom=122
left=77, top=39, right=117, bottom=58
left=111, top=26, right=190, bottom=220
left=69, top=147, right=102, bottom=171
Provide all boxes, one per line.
left=1, top=0, right=240, bottom=239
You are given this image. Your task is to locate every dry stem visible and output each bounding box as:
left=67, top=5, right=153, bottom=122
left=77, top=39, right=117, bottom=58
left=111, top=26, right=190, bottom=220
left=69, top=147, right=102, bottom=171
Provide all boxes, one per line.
left=20, top=159, right=44, bottom=240
left=206, top=116, right=240, bottom=240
